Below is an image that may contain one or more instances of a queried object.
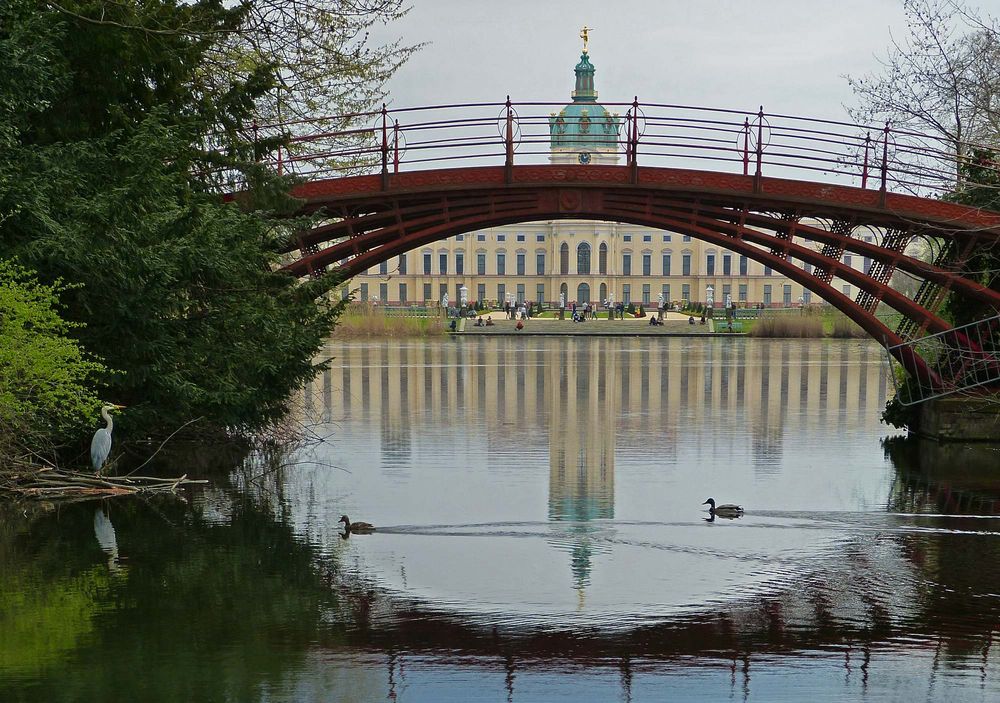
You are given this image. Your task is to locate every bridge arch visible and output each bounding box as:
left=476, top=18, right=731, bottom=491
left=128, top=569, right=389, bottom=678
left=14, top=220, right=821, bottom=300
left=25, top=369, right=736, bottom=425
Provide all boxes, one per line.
left=282, top=165, right=1000, bottom=381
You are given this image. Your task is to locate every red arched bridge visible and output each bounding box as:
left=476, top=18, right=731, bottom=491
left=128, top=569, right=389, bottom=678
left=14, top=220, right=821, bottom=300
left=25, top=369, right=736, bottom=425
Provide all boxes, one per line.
left=246, top=100, right=1000, bottom=400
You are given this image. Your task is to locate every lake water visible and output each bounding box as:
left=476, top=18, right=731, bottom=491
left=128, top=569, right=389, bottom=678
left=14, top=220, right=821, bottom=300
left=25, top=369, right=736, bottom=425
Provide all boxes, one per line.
left=4, top=337, right=1000, bottom=702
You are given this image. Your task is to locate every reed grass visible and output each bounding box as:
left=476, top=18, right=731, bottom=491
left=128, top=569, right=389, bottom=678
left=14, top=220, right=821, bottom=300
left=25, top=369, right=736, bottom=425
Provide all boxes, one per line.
left=333, top=305, right=445, bottom=338
left=829, top=314, right=868, bottom=338
left=748, top=308, right=868, bottom=339
left=748, top=315, right=825, bottom=338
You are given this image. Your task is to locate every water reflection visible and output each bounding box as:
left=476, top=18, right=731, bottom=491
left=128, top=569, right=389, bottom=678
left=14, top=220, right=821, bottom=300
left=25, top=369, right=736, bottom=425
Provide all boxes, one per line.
left=7, top=338, right=1000, bottom=702
left=299, top=338, right=893, bottom=626
left=92, top=507, right=123, bottom=573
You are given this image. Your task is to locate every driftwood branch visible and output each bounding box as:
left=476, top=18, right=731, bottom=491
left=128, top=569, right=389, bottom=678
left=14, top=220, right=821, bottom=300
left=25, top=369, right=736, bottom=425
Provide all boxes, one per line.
left=1, top=467, right=207, bottom=503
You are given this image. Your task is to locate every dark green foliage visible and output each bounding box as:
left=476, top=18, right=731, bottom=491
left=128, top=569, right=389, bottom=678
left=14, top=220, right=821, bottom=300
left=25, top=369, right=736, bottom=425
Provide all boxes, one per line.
left=943, top=148, right=1000, bottom=325
left=0, top=1, right=343, bottom=440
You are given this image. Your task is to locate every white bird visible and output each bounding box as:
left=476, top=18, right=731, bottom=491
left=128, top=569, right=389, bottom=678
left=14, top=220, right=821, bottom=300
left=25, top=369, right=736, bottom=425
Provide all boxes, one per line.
left=91, top=404, right=125, bottom=473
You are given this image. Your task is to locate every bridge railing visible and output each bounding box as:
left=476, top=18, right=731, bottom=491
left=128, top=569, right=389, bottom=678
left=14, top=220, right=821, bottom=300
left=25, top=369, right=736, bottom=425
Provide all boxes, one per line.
left=886, top=312, right=1000, bottom=405
left=235, top=100, right=1000, bottom=200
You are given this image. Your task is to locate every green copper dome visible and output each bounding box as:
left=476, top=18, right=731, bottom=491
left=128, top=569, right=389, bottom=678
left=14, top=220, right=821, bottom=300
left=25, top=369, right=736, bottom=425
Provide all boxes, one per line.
left=549, top=52, right=620, bottom=150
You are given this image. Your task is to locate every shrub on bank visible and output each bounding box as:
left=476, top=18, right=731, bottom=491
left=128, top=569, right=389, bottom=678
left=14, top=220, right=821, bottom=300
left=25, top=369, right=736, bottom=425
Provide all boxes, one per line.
left=0, top=262, right=107, bottom=464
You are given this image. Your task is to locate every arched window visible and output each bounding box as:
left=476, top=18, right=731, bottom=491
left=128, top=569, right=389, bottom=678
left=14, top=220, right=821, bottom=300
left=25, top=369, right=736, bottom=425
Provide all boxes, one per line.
left=599, top=242, right=608, bottom=275
left=599, top=282, right=607, bottom=303
left=577, top=282, right=591, bottom=304
left=560, top=242, right=569, bottom=275
left=559, top=282, right=568, bottom=303
left=577, top=242, right=591, bottom=275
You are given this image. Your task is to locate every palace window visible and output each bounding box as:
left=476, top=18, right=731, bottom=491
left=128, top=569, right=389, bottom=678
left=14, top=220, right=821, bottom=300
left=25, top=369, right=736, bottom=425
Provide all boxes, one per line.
left=599, top=242, right=608, bottom=274
left=682, top=253, right=691, bottom=276
left=497, top=252, right=506, bottom=276
left=456, top=252, right=464, bottom=275
left=622, top=253, right=632, bottom=276
left=706, top=254, right=716, bottom=276
left=560, top=243, right=570, bottom=275
left=399, top=283, right=407, bottom=303
left=642, top=253, right=651, bottom=276
left=398, top=254, right=407, bottom=275
left=764, top=284, right=772, bottom=305
left=723, top=254, right=732, bottom=276
left=642, top=284, right=650, bottom=304
left=536, top=252, right=545, bottom=275
left=578, top=242, right=591, bottom=274
left=516, top=252, right=525, bottom=276
left=423, top=252, right=432, bottom=275
left=477, top=253, right=486, bottom=275
left=740, top=255, right=748, bottom=276
left=439, top=253, right=448, bottom=275
left=379, top=283, right=388, bottom=302
left=379, top=261, right=388, bottom=275
left=423, top=283, right=432, bottom=301
left=662, top=253, right=671, bottom=275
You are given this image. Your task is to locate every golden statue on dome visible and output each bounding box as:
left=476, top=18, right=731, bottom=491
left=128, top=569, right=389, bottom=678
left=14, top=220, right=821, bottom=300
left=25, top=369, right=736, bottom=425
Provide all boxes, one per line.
left=580, top=25, right=592, bottom=54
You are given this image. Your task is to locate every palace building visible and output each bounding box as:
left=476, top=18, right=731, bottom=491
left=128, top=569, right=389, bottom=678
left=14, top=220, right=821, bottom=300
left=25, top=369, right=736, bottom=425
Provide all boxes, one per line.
left=348, top=42, right=873, bottom=309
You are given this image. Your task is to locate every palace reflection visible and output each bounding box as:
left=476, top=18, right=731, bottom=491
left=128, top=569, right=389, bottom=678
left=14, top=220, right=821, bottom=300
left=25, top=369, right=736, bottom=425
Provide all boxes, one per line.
left=307, top=337, right=889, bottom=472
left=303, top=337, right=889, bottom=598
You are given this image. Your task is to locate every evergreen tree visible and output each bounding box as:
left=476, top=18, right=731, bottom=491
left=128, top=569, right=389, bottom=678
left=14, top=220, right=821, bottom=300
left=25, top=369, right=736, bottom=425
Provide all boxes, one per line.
left=0, top=1, right=410, bottom=441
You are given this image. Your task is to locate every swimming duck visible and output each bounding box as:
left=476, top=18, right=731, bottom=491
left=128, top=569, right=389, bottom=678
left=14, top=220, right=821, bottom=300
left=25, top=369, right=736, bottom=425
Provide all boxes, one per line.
left=339, top=515, right=376, bottom=533
left=702, top=498, right=744, bottom=518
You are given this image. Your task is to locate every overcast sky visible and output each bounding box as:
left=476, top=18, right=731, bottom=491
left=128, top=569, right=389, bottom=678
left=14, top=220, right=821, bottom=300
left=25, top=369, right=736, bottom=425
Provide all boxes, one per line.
left=372, top=0, right=1000, bottom=122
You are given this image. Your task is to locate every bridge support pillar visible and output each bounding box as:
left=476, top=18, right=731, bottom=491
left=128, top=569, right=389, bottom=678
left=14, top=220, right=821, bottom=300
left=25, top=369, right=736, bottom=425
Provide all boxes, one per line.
left=916, top=396, right=1000, bottom=442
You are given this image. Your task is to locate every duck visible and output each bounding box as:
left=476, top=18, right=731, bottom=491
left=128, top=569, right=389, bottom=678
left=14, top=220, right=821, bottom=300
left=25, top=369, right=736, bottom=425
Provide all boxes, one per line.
left=339, top=515, right=376, bottom=533
left=702, top=498, right=744, bottom=518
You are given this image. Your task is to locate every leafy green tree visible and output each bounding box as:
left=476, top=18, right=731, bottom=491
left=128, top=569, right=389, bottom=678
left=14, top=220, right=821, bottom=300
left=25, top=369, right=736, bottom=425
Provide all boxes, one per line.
left=0, top=262, right=106, bottom=460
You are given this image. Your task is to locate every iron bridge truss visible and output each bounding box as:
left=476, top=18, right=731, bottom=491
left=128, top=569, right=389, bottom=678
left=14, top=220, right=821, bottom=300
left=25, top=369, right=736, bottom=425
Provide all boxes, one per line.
left=234, top=100, right=1000, bottom=401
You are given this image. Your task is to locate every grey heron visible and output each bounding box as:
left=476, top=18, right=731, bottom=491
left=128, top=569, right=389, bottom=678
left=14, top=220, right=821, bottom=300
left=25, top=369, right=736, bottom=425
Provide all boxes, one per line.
left=91, top=404, right=125, bottom=473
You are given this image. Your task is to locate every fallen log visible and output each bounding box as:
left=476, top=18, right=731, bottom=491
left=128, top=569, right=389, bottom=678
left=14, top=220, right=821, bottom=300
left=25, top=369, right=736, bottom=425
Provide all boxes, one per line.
left=1, top=467, right=208, bottom=502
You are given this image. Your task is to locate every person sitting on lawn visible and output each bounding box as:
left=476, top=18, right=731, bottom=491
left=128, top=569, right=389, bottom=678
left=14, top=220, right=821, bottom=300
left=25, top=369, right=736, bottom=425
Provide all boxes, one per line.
left=515, top=319, right=524, bottom=331
left=485, top=316, right=494, bottom=326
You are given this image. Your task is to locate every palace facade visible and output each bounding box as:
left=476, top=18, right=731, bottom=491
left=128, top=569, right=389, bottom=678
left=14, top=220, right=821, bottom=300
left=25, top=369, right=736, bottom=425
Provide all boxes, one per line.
left=348, top=46, right=875, bottom=309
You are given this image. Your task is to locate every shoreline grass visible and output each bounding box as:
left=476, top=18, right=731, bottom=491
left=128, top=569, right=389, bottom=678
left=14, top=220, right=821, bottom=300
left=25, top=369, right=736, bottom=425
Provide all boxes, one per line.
left=747, top=308, right=869, bottom=339
left=333, top=306, right=445, bottom=338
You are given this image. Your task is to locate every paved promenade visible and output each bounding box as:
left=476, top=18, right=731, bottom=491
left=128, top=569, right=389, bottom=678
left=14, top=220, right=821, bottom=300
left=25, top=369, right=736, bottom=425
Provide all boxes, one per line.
left=458, top=312, right=734, bottom=336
